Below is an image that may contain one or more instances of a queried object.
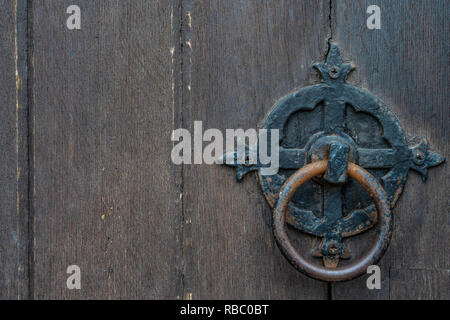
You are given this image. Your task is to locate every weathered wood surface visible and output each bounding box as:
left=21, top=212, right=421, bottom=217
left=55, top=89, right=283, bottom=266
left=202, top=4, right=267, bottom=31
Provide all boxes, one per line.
left=331, top=0, right=449, bottom=299
left=181, top=0, right=330, bottom=299
left=31, top=1, right=182, bottom=299
left=0, top=0, right=29, bottom=299
left=0, top=0, right=448, bottom=299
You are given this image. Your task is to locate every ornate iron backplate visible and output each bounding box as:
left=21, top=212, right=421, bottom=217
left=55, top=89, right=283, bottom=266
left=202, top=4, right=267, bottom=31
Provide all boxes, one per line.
left=222, top=44, right=445, bottom=281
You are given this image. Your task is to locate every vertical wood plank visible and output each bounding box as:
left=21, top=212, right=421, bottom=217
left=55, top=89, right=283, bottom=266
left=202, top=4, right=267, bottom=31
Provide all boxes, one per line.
left=389, top=269, right=449, bottom=300
left=32, top=0, right=183, bottom=299
left=182, top=0, right=330, bottom=299
left=0, top=0, right=29, bottom=299
left=332, top=0, right=449, bottom=299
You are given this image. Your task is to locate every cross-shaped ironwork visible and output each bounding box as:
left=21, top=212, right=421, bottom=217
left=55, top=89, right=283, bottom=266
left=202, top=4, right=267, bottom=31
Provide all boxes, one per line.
left=222, top=44, right=445, bottom=268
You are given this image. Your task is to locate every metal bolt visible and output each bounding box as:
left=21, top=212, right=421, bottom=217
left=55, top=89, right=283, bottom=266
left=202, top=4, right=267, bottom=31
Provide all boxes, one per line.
left=329, top=66, right=340, bottom=79
left=414, top=151, right=425, bottom=165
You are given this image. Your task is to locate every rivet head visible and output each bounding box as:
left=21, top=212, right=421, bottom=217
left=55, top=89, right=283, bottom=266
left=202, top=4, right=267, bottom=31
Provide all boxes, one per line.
left=328, top=66, right=340, bottom=79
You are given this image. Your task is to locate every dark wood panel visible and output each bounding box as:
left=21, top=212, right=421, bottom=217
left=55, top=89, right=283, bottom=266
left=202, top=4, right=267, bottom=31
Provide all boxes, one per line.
left=389, top=269, right=449, bottom=300
left=181, top=0, right=330, bottom=299
left=32, top=0, right=182, bottom=299
left=0, top=0, right=29, bottom=299
left=332, top=0, right=449, bottom=299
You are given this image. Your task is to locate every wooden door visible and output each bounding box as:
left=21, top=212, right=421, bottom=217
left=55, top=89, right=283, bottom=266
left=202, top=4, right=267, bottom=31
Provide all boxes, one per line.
left=0, top=0, right=448, bottom=299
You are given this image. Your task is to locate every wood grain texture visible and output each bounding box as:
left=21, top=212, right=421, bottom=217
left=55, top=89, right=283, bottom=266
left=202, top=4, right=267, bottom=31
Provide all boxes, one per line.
left=181, top=0, right=330, bottom=299
left=331, top=0, right=449, bottom=299
left=389, top=269, right=449, bottom=300
left=1, top=0, right=447, bottom=300
left=0, top=0, right=29, bottom=299
left=31, top=0, right=183, bottom=299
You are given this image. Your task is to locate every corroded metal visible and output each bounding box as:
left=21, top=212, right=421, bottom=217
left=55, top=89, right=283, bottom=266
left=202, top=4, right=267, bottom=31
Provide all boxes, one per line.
left=222, top=44, right=445, bottom=281
left=274, top=160, right=391, bottom=281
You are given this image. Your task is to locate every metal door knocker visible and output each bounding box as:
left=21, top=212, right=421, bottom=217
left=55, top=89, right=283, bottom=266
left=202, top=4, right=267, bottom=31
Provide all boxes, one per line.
left=221, top=44, right=445, bottom=282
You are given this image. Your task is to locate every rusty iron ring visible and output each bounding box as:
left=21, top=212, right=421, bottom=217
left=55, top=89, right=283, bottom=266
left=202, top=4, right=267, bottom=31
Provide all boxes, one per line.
left=273, top=160, right=392, bottom=282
